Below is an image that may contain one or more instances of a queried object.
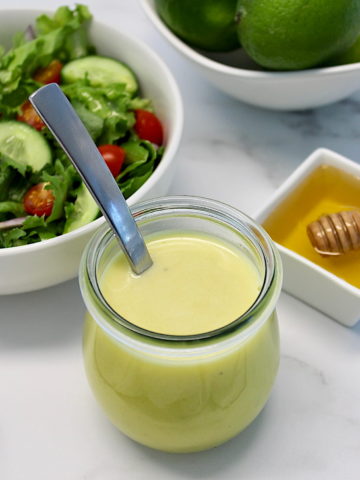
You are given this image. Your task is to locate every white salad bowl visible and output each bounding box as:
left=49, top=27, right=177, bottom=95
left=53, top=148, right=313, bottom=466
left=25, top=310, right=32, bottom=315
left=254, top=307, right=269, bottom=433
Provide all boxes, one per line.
left=0, top=9, right=183, bottom=295
left=141, top=0, right=360, bottom=111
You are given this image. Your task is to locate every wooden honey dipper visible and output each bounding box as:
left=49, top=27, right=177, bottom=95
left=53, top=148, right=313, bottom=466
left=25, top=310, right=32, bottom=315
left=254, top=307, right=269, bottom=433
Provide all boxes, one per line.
left=307, top=210, right=360, bottom=256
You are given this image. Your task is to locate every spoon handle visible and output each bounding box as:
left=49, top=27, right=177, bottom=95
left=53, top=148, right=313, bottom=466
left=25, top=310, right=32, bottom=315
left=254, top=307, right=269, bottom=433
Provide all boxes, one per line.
left=30, top=83, right=152, bottom=275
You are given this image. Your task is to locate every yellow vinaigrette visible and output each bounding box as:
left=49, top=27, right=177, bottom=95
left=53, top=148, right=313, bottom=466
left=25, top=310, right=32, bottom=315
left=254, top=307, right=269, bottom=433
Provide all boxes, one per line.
left=100, top=232, right=262, bottom=336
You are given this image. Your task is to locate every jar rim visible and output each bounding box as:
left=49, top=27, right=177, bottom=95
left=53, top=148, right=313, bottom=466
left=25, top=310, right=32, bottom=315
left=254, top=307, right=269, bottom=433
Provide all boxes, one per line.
left=81, top=196, right=282, bottom=344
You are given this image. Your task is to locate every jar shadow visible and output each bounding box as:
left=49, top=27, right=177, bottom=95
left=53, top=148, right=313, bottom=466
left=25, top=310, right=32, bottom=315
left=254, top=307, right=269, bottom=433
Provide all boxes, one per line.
left=0, top=278, right=85, bottom=351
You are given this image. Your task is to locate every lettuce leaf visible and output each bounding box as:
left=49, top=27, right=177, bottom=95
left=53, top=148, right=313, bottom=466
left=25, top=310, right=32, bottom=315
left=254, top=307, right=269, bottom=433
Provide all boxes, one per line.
left=0, top=215, right=63, bottom=247
left=0, top=154, right=28, bottom=209
left=0, top=227, right=27, bottom=247
left=0, top=5, right=93, bottom=115
left=0, top=201, right=25, bottom=217
left=118, top=140, right=162, bottom=198
left=36, top=5, right=94, bottom=61
left=41, top=160, right=78, bottom=223
left=62, top=81, right=135, bottom=143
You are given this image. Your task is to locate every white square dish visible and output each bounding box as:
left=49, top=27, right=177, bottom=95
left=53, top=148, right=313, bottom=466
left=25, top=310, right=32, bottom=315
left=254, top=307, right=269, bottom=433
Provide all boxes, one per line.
left=255, top=148, right=360, bottom=327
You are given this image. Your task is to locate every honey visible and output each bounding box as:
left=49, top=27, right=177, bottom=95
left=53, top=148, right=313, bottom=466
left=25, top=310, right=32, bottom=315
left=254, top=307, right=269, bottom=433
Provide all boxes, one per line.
left=262, top=164, right=360, bottom=289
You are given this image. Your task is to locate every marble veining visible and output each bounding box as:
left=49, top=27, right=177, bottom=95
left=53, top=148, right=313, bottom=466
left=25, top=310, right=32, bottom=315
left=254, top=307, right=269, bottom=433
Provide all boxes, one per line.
left=282, top=354, right=329, bottom=386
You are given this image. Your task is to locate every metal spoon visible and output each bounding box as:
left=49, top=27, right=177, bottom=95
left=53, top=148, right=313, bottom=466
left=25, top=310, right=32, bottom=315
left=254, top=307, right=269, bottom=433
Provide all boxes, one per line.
left=30, top=83, right=152, bottom=275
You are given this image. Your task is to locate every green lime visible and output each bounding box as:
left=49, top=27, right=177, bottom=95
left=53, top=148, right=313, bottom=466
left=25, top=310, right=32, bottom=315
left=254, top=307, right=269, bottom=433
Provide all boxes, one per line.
left=236, top=0, right=360, bottom=70
left=155, top=0, right=239, bottom=52
left=327, top=36, right=360, bottom=66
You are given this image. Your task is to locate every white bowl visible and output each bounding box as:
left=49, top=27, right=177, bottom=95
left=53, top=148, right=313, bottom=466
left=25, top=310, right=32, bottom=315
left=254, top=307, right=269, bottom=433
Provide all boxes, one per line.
left=141, top=0, right=360, bottom=111
left=255, top=148, right=360, bottom=327
left=0, top=9, right=183, bottom=295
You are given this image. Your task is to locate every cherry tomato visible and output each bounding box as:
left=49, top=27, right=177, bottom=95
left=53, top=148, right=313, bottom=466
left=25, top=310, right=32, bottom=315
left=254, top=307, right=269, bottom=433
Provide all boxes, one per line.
left=33, top=59, right=63, bottom=85
left=98, top=145, right=125, bottom=177
left=134, top=109, right=163, bottom=145
left=23, top=182, right=55, bottom=217
left=17, top=101, right=45, bottom=131
left=17, top=60, right=63, bottom=129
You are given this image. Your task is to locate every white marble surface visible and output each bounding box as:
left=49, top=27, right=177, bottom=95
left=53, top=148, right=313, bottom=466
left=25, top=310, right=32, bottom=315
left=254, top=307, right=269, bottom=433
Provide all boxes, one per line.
left=1, top=1, right=360, bottom=479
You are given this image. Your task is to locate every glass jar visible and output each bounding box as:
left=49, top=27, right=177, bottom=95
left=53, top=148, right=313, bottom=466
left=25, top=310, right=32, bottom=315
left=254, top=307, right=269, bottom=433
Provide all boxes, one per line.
left=79, top=196, right=282, bottom=453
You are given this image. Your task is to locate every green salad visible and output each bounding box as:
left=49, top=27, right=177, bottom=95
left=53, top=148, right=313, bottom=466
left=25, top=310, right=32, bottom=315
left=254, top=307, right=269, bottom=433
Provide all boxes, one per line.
left=0, top=5, right=164, bottom=248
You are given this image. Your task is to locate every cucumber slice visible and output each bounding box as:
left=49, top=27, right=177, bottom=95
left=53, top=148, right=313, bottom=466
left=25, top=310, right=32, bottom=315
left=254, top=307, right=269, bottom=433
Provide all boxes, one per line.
left=61, top=55, right=138, bottom=94
left=0, top=121, right=51, bottom=172
left=64, top=183, right=99, bottom=233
